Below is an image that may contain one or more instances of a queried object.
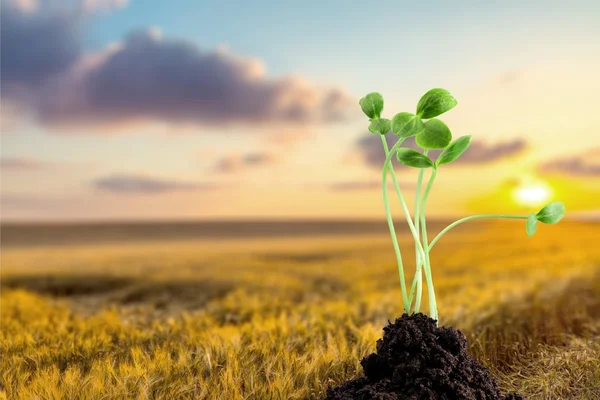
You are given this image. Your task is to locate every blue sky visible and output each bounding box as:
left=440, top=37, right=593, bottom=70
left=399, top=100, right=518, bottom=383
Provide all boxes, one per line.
left=87, top=1, right=600, bottom=89
left=1, top=0, right=599, bottom=221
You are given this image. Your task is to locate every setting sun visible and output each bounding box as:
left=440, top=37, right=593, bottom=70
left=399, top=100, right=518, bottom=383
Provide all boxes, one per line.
left=512, top=180, right=553, bottom=207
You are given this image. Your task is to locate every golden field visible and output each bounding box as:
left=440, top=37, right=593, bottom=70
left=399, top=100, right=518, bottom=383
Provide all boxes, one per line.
left=1, top=220, right=599, bottom=399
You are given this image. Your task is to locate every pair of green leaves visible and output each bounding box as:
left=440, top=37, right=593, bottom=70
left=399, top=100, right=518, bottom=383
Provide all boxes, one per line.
left=361, top=88, right=457, bottom=122
left=359, top=93, right=392, bottom=135
left=396, top=135, right=472, bottom=169
left=392, top=115, right=452, bottom=149
left=361, top=89, right=458, bottom=144
left=389, top=89, right=457, bottom=150
left=413, top=89, right=457, bottom=150
left=526, top=202, right=566, bottom=236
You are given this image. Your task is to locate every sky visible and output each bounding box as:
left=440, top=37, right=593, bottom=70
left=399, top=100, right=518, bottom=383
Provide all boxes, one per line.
left=1, top=0, right=599, bottom=222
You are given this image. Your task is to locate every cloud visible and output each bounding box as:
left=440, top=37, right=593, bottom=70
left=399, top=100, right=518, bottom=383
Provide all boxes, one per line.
left=0, top=0, right=81, bottom=91
left=93, top=174, right=216, bottom=194
left=400, top=137, right=527, bottom=164
left=266, top=129, right=311, bottom=146
left=447, top=139, right=526, bottom=163
left=213, top=152, right=277, bottom=173
left=81, top=0, right=129, bottom=12
left=539, top=149, right=600, bottom=177
left=8, top=0, right=37, bottom=13
left=0, top=100, right=29, bottom=131
left=1, top=2, right=353, bottom=131
left=0, top=193, right=62, bottom=209
left=0, top=157, right=46, bottom=170
left=41, top=29, right=352, bottom=128
left=354, top=134, right=399, bottom=169
left=354, top=134, right=526, bottom=169
left=2, top=0, right=128, bottom=14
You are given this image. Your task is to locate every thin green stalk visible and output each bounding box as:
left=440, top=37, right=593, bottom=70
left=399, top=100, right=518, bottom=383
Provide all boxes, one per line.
left=382, top=138, right=428, bottom=295
left=380, top=136, right=409, bottom=312
left=410, top=150, right=427, bottom=313
left=408, top=277, right=418, bottom=313
left=429, top=214, right=528, bottom=250
left=420, top=168, right=438, bottom=322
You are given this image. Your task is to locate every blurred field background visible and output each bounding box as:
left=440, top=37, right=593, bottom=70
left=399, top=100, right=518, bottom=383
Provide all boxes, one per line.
left=2, top=219, right=599, bottom=399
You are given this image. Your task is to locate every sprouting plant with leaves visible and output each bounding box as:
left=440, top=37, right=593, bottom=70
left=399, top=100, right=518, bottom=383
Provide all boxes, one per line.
left=360, top=89, right=566, bottom=323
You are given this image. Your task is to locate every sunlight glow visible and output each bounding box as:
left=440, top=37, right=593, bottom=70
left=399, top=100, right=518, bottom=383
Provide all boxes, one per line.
left=512, top=180, right=553, bottom=207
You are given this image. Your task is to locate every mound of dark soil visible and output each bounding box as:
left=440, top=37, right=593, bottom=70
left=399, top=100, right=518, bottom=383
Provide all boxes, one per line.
left=325, top=313, right=523, bottom=400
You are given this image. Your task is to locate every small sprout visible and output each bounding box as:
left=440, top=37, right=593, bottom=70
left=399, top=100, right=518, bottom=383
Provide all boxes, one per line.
left=396, top=148, right=435, bottom=168
left=536, top=201, right=566, bottom=224
left=416, top=119, right=452, bottom=149
left=526, top=213, right=538, bottom=236
left=436, top=135, right=472, bottom=166
left=416, top=88, right=458, bottom=119
left=359, top=92, right=384, bottom=120
left=369, top=118, right=392, bottom=135
left=391, top=112, right=424, bottom=138
left=361, top=87, right=565, bottom=323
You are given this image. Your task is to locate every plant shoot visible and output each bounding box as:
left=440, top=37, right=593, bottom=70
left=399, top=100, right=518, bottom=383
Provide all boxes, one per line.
left=359, top=88, right=566, bottom=323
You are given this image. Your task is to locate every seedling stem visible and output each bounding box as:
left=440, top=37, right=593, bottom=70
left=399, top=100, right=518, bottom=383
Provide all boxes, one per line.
left=429, top=214, right=528, bottom=249
left=380, top=135, right=409, bottom=311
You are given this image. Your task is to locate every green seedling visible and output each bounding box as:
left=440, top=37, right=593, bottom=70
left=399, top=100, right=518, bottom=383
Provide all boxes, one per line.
left=360, top=88, right=566, bottom=323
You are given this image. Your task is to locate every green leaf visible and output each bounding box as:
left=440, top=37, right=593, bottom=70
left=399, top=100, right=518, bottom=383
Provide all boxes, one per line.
left=536, top=202, right=566, bottom=224
left=359, top=92, right=384, bottom=119
left=368, top=118, right=391, bottom=135
left=436, top=135, right=472, bottom=166
left=415, top=119, right=452, bottom=149
left=391, top=112, right=424, bottom=138
left=526, top=213, right=538, bottom=237
left=396, top=148, right=434, bottom=168
left=416, top=88, right=458, bottom=119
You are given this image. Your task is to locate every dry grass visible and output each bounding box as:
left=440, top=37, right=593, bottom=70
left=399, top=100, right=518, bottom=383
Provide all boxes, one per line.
left=501, top=337, right=600, bottom=400
left=1, top=221, right=599, bottom=399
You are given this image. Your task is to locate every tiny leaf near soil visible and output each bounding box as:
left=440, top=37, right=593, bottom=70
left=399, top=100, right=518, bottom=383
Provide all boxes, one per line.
left=436, top=135, right=472, bottom=166
left=416, top=119, right=452, bottom=149
left=526, top=213, right=538, bottom=236
left=391, top=112, right=424, bottom=138
left=396, top=148, right=434, bottom=168
left=416, top=88, right=458, bottom=119
left=369, top=118, right=392, bottom=135
left=536, top=202, right=566, bottom=224
left=360, top=92, right=384, bottom=119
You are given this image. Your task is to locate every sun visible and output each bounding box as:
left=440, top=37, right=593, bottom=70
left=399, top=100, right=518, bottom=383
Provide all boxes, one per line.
left=512, top=179, right=553, bottom=207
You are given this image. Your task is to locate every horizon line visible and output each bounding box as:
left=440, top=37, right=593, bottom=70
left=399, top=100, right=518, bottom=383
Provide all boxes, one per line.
left=2, top=214, right=598, bottom=226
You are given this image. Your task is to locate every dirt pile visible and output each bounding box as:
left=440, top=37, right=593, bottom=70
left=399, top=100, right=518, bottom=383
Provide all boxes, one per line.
left=325, top=313, right=523, bottom=400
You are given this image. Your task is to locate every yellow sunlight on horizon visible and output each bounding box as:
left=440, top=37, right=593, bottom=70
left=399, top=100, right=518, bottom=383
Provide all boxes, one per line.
left=512, top=178, right=553, bottom=208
